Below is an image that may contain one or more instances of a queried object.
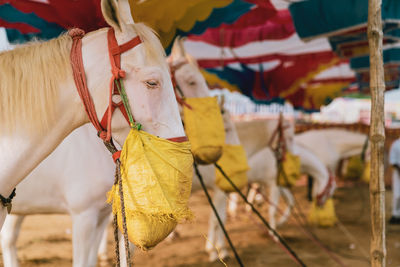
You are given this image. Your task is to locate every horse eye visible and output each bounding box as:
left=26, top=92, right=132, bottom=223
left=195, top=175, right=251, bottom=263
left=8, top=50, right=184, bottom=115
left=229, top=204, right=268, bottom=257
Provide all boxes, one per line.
left=145, top=80, right=159, bottom=89
left=188, top=80, right=196, bottom=86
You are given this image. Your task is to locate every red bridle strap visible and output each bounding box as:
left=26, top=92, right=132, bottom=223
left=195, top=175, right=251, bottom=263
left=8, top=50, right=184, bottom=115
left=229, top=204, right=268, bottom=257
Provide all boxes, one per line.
left=69, top=28, right=141, bottom=141
left=69, top=28, right=188, bottom=151
left=101, top=28, right=142, bottom=141
left=169, top=60, right=193, bottom=110
left=70, top=28, right=105, bottom=136
left=316, top=174, right=336, bottom=207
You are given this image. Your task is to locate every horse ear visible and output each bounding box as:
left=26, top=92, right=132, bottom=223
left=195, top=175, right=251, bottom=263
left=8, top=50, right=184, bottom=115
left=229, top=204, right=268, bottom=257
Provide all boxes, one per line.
left=101, top=0, right=122, bottom=31
left=118, top=0, right=135, bottom=25
left=101, top=0, right=134, bottom=32
left=170, top=36, right=185, bottom=60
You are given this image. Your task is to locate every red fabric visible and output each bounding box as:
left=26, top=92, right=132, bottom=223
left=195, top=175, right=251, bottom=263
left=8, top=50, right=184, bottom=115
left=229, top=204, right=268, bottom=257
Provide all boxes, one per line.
left=5, top=0, right=107, bottom=32
left=188, top=9, right=295, bottom=48
left=252, top=52, right=340, bottom=100
left=198, top=51, right=337, bottom=69
left=0, top=18, right=40, bottom=33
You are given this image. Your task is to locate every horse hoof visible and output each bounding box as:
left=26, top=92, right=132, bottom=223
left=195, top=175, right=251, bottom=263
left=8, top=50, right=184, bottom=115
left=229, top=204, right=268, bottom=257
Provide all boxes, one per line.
left=209, top=250, right=218, bottom=262
left=208, top=248, right=230, bottom=262
left=166, top=231, right=180, bottom=242
left=220, top=248, right=230, bottom=260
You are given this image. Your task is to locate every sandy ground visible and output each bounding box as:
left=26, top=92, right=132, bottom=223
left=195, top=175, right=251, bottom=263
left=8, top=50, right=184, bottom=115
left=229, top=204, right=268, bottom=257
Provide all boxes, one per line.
left=1, top=183, right=400, bottom=267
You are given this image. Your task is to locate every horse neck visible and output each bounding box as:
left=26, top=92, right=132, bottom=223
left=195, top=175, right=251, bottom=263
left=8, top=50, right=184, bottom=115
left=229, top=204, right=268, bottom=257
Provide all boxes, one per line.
left=0, top=29, right=112, bottom=196
left=223, top=110, right=241, bottom=145
left=295, top=144, right=329, bottom=196
left=0, top=95, right=86, bottom=196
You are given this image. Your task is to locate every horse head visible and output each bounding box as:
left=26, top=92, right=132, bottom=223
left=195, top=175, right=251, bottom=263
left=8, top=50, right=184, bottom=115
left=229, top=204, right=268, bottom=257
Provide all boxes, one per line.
left=85, top=0, right=185, bottom=146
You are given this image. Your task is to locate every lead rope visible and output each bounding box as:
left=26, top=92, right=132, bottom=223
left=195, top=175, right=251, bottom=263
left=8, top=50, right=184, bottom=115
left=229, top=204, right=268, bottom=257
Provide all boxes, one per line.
left=214, top=163, right=307, bottom=267
left=193, top=162, right=244, bottom=267
left=103, top=140, right=132, bottom=267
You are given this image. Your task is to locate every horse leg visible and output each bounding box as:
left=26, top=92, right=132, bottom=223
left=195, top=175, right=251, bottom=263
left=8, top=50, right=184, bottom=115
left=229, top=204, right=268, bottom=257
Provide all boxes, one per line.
left=268, top=184, right=280, bottom=239
left=0, top=207, right=7, bottom=231
left=206, top=188, right=229, bottom=262
left=227, top=192, right=239, bottom=218
left=245, top=183, right=259, bottom=212
left=71, top=210, right=100, bottom=267
left=97, top=215, right=113, bottom=266
left=1, top=214, right=25, bottom=267
left=277, top=187, right=294, bottom=226
left=86, top=208, right=111, bottom=267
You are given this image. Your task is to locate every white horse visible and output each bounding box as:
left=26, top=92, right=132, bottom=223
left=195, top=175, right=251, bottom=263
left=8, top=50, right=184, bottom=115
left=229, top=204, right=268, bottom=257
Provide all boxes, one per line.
left=0, top=0, right=185, bottom=230
left=0, top=37, right=233, bottom=266
left=241, top=129, right=368, bottom=231
left=242, top=143, right=333, bottom=230
left=294, top=129, right=369, bottom=173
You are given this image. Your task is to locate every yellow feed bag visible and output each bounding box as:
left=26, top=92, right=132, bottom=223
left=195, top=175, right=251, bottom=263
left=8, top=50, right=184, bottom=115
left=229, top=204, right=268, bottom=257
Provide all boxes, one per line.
left=361, top=161, right=370, bottom=183
left=343, top=155, right=364, bottom=180
left=107, top=129, right=193, bottom=250
left=277, top=152, right=301, bottom=187
left=183, top=97, right=225, bottom=164
left=308, top=198, right=337, bottom=227
left=215, top=144, right=250, bottom=192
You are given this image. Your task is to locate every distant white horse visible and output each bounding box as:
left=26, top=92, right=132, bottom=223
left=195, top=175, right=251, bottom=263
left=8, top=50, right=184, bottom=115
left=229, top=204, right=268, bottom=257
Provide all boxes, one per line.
left=246, top=129, right=367, bottom=231
left=242, top=143, right=334, bottom=230
left=0, top=0, right=185, bottom=231
left=227, top=130, right=367, bottom=232
left=294, top=129, right=369, bottom=173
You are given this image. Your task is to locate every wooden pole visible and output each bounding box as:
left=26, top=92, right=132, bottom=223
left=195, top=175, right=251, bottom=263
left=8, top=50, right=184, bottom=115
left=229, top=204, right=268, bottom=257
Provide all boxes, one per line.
left=368, top=0, right=386, bottom=266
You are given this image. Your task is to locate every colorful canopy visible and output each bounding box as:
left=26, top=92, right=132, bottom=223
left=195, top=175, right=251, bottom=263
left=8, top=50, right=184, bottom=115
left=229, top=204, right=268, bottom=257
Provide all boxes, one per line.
left=184, top=1, right=356, bottom=111
left=4, top=0, right=388, bottom=112
left=0, top=0, right=252, bottom=49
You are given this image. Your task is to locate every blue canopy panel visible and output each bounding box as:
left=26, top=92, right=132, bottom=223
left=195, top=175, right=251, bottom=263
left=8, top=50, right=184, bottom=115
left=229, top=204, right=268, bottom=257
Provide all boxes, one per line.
left=328, top=24, right=400, bottom=58
left=350, top=47, right=400, bottom=70
left=0, top=4, right=64, bottom=43
left=351, top=47, right=400, bottom=91
left=289, top=0, right=400, bottom=40
left=205, top=64, right=285, bottom=105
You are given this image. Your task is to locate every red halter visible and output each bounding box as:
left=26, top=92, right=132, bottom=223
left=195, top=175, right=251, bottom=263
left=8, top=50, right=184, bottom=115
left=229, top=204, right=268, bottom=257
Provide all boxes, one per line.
left=316, top=174, right=336, bottom=207
left=169, top=60, right=192, bottom=110
left=69, top=28, right=188, bottom=161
